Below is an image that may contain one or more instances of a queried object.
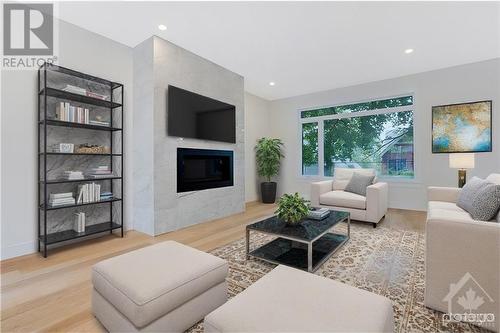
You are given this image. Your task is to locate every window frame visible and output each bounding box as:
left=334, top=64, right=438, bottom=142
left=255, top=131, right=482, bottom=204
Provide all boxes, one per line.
left=297, top=93, right=418, bottom=182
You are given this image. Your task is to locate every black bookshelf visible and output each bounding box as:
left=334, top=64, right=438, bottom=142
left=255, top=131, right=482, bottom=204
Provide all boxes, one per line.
left=38, top=63, right=124, bottom=257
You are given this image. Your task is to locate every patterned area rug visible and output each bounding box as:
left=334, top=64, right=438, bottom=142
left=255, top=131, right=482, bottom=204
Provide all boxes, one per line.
left=188, top=223, right=487, bottom=332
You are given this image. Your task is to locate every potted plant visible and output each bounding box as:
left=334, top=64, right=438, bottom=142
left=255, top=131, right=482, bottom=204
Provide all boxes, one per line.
left=275, top=193, right=310, bottom=225
left=255, top=137, right=284, bottom=203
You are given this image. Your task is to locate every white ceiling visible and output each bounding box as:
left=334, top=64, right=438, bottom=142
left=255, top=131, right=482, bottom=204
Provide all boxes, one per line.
left=56, top=1, right=500, bottom=100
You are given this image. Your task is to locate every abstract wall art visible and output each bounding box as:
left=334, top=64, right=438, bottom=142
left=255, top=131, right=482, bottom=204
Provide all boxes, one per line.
left=432, top=100, right=492, bottom=153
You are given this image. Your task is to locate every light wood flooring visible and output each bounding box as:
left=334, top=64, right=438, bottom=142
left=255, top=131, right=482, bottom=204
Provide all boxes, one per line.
left=0, top=203, right=425, bottom=332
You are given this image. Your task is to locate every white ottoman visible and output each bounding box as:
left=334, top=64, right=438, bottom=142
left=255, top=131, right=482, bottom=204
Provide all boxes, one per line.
left=205, top=265, right=394, bottom=332
left=92, top=241, right=228, bottom=332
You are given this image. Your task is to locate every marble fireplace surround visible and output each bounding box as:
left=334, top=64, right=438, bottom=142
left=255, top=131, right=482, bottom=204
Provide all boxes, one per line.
left=133, top=36, right=245, bottom=236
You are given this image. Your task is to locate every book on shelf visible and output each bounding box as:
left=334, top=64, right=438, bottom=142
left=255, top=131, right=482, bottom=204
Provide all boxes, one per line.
left=100, top=191, right=113, bottom=200
left=88, top=120, right=110, bottom=127
left=76, top=183, right=101, bottom=204
left=62, top=85, right=109, bottom=101
left=62, top=170, right=84, bottom=180
left=55, top=102, right=90, bottom=124
left=74, top=212, right=86, bottom=233
left=88, top=166, right=112, bottom=178
left=49, top=192, right=75, bottom=207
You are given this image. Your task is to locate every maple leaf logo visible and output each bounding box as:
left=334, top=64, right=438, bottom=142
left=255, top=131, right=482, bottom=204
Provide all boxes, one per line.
left=457, top=288, right=484, bottom=312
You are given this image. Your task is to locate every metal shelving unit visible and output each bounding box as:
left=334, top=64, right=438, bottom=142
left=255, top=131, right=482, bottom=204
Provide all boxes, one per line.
left=38, top=63, right=124, bottom=257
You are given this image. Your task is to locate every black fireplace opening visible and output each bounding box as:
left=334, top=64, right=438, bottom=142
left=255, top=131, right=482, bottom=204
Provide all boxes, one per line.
left=177, top=148, right=234, bottom=193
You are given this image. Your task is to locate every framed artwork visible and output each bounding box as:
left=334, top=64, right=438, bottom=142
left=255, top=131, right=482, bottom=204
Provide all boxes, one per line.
left=432, top=100, right=492, bottom=153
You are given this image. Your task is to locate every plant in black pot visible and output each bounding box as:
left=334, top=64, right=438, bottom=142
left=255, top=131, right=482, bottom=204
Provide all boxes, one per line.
left=275, top=193, right=310, bottom=225
left=255, top=137, right=284, bottom=203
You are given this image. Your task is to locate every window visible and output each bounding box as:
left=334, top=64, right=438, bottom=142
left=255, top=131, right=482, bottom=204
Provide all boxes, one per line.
left=300, top=96, right=414, bottom=178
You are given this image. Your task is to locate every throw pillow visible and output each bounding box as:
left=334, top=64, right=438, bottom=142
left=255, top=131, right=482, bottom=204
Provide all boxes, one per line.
left=457, top=177, right=500, bottom=221
left=344, top=172, right=375, bottom=196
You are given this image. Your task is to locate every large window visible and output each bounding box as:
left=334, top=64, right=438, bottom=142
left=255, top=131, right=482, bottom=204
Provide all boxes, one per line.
left=300, top=96, right=414, bottom=178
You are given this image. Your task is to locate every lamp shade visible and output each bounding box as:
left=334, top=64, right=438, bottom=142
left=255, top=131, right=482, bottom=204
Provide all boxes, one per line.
left=449, top=153, right=475, bottom=169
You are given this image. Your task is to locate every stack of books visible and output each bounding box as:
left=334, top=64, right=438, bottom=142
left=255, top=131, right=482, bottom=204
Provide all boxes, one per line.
left=89, top=120, right=110, bottom=127
left=88, top=166, right=112, bottom=178
left=62, top=170, right=84, bottom=180
left=74, top=212, right=86, bottom=233
left=307, top=207, right=330, bottom=220
left=62, top=84, right=109, bottom=100
left=76, top=183, right=101, bottom=204
left=55, top=102, right=90, bottom=124
left=100, top=192, right=113, bottom=201
left=49, top=193, right=75, bottom=207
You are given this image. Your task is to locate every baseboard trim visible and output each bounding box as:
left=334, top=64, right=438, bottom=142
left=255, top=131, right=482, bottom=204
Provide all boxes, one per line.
left=1, top=241, right=37, bottom=261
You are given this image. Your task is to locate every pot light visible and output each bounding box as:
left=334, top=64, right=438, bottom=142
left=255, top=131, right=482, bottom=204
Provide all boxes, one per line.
left=404, top=48, right=414, bottom=54
left=158, top=24, right=167, bottom=31
left=269, top=82, right=276, bottom=86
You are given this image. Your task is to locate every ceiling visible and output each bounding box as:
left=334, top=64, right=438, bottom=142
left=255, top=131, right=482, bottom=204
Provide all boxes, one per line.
left=56, top=2, right=500, bottom=100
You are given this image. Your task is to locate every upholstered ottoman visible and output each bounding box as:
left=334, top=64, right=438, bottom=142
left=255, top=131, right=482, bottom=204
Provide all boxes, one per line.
left=205, top=265, right=394, bottom=332
left=92, top=241, right=228, bottom=332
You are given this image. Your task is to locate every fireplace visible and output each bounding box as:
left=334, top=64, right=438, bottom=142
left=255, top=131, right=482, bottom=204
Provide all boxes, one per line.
left=177, top=148, right=234, bottom=193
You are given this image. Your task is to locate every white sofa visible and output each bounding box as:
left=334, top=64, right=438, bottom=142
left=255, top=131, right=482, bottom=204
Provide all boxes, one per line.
left=425, top=174, right=500, bottom=332
left=310, top=168, right=388, bottom=227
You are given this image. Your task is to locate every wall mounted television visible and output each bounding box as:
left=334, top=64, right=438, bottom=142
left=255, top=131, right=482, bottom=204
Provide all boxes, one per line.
left=167, top=85, right=236, bottom=143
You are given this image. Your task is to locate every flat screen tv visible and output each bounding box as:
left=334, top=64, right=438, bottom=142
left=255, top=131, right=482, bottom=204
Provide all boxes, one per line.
left=167, top=85, right=236, bottom=143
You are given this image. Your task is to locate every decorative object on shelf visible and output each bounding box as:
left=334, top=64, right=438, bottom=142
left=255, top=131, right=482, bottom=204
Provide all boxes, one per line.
left=275, top=192, right=310, bottom=225
left=255, top=137, right=284, bottom=203
left=49, top=192, right=75, bottom=207
left=74, top=212, right=86, bottom=232
left=51, top=143, right=74, bottom=153
left=449, top=153, right=475, bottom=188
left=307, top=207, right=330, bottom=220
left=38, top=63, right=124, bottom=257
left=75, top=144, right=110, bottom=154
left=432, top=100, right=492, bottom=153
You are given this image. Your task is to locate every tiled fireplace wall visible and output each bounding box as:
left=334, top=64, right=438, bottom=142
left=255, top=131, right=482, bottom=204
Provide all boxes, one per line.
left=133, top=36, right=245, bottom=236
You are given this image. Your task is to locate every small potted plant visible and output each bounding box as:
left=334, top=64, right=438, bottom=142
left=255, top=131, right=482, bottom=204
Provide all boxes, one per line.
left=275, top=193, right=310, bottom=225
left=255, top=137, right=284, bottom=203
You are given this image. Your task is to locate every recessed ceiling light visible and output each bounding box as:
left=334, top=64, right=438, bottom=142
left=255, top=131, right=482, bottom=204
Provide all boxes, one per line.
left=269, top=82, right=276, bottom=86
left=158, top=24, right=167, bottom=31
left=404, top=48, right=414, bottom=54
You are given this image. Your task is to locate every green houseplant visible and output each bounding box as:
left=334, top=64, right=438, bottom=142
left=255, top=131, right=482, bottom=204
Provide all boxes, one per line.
left=255, top=137, right=284, bottom=203
left=276, top=193, right=310, bottom=225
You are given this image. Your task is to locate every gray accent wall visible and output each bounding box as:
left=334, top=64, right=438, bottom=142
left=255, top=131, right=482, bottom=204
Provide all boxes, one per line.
left=133, top=36, right=245, bottom=236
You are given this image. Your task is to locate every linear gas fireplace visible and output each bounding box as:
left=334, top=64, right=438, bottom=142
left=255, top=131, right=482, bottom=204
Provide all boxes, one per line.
left=177, top=148, right=234, bottom=193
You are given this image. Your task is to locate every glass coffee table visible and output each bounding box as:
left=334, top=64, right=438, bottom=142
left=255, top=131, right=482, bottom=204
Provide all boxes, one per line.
left=246, top=210, right=350, bottom=272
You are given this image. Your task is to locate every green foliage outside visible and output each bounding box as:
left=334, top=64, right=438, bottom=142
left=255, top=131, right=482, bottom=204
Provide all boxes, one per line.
left=301, top=97, right=414, bottom=177
left=275, top=193, right=310, bottom=225
left=255, top=138, right=284, bottom=182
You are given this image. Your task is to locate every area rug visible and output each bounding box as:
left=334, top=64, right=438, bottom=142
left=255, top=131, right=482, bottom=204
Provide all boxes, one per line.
left=188, top=223, right=487, bottom=333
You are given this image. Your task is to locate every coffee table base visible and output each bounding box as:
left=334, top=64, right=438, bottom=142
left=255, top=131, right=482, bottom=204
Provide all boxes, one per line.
left=247, top=233, right=348, bottom=272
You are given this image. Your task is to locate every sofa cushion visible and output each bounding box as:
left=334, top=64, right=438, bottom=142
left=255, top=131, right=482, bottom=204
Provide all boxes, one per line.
left=457, top=177, right=500, bottom=221
left=320, top=190, right=366, bottom=210
left=92, top=241, right=228, bottom=328
left=428, top=201, right=468, bottom=213
left=332, top=168, right=376, bottom=190
left=345, top=172, right=375, bottom=196
left=204, top=265, right=394, bottom=333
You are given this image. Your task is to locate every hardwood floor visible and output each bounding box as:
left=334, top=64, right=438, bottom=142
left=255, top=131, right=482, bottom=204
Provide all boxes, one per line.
left=0, top=203, right=425, bottom=332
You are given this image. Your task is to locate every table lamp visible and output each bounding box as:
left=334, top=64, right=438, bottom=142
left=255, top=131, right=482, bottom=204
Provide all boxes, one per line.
left=449, top=153, right=475, bottom=188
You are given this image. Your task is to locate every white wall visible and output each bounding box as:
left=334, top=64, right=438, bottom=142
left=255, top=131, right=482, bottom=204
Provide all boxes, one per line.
left=269, top=59, right=500, bottom=211
left=1, top=20, right=134, bottom=260
left=244, top=92, right=271, bottom=202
